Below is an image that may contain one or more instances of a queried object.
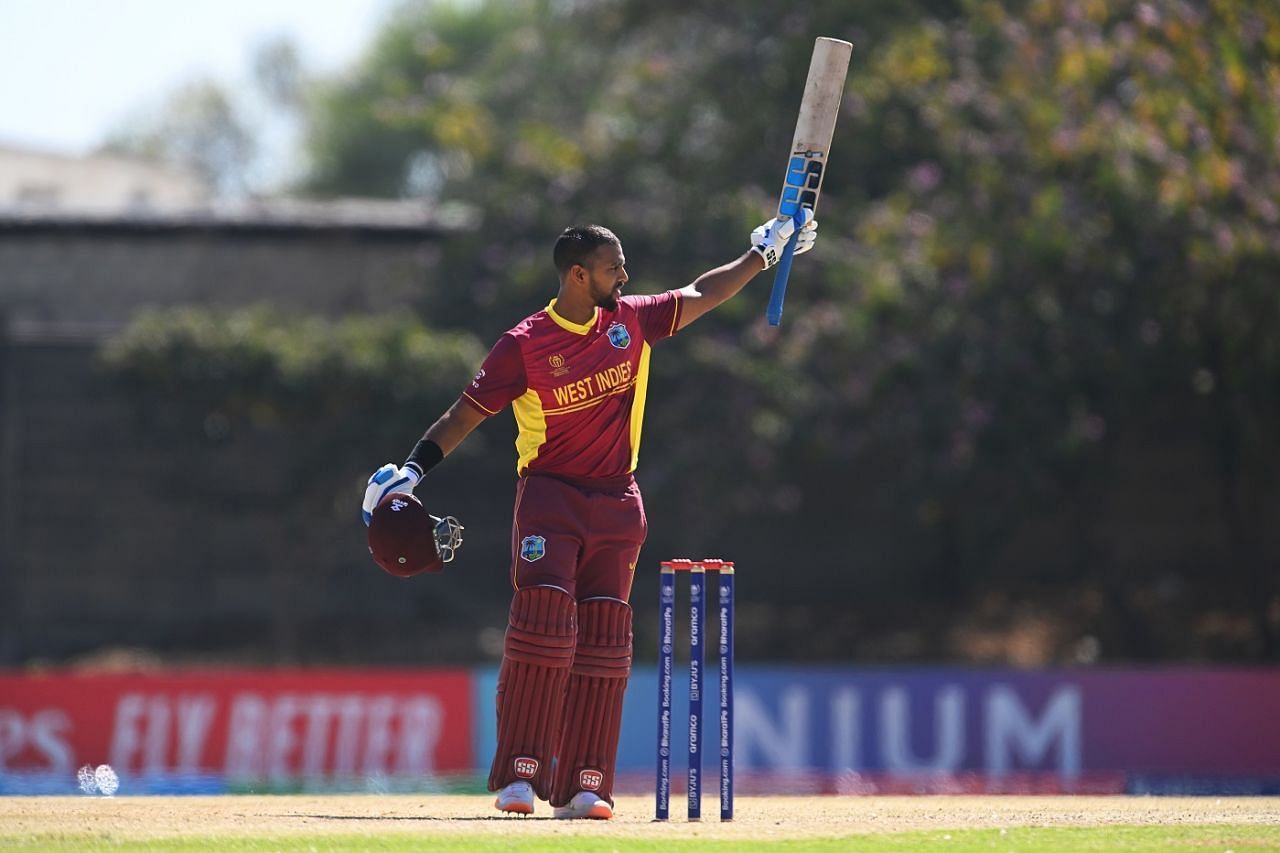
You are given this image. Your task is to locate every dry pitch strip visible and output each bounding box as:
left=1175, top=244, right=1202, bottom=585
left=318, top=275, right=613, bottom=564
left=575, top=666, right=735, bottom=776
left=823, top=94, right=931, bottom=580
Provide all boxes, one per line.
left=2, top=794, right=1279, bottom=849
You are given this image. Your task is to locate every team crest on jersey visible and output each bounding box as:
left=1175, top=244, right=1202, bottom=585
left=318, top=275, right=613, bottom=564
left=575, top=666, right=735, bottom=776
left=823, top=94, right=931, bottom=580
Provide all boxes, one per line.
left=606, top=322, right=631, bottom=349
left=520, top=535, right=546, bottom=562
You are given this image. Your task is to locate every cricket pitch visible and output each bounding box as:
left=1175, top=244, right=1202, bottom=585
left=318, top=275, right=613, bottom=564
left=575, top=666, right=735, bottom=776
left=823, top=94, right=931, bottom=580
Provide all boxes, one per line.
left=3, top=794, right=1279, bottom=849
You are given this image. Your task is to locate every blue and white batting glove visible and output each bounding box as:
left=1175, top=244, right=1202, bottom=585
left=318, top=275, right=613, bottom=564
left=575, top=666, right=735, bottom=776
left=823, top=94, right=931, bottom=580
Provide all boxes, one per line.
left=361, top=463, right=421, bottom=527
left=750, top=208, right=817, bottom=269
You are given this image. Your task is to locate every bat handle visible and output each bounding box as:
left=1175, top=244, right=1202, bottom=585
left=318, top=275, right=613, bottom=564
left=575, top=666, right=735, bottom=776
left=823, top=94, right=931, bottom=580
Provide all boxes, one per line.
left=765, top=210, right=806, bottom=326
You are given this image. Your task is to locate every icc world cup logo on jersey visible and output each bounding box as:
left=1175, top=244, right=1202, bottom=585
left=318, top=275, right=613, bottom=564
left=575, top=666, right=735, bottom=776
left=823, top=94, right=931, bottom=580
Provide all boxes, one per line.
left=606, top=322, right=631, bottom=349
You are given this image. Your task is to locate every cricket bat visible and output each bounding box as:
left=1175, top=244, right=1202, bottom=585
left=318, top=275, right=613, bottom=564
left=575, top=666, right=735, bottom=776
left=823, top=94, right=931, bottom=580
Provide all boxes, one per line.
left=766, top=37, right=853, bottom=326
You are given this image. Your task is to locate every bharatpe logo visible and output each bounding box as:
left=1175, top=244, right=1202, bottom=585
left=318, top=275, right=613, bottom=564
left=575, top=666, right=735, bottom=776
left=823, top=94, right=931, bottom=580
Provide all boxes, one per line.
left=513, top=756, right=539, bottom=779
left=606, top=322, right=631, bottom=349
left=579, top=769, right=604, bottom=791
left=390, top=498, right=409, bottom=512
left=520, top=535, right=546, bottom=562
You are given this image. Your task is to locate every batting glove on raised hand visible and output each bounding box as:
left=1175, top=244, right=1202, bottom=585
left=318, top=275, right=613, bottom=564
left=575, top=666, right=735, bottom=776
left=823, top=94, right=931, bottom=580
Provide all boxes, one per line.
left=362, top=463, right=420, bottom=527
left=750, top=208, right=817, bottom=269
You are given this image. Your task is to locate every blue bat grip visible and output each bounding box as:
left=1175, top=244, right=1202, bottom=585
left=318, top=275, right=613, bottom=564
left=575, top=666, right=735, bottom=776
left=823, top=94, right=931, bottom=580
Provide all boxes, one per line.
left=765, top=210, right=806, bottom=326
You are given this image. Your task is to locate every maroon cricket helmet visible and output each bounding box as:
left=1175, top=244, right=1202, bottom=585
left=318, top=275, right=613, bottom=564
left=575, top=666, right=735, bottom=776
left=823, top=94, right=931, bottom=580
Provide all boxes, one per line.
left=367, top=492, right=464, bottom=578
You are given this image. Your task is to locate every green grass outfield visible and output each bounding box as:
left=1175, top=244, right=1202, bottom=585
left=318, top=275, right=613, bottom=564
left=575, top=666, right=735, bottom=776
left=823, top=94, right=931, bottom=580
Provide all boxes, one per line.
left=4, top=825, right=1280, bottom=851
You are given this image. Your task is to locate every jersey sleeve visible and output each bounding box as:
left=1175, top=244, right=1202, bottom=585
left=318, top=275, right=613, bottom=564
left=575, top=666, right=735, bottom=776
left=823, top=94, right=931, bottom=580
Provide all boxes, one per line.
left=622, top=290, right=683, bottom=343
left=460, top=333, right=526, bottom=416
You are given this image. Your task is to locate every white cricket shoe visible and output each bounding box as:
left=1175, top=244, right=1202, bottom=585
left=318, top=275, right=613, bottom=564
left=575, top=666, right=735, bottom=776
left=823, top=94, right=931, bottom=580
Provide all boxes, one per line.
left=553, top=791, right=613, bottom=820
left=493, top=780, right=535, bottom=815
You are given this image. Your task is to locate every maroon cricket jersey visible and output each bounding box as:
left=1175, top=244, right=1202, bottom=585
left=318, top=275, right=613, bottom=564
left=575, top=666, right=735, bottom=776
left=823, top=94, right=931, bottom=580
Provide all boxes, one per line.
left=461, top=292, right=683, bottom=479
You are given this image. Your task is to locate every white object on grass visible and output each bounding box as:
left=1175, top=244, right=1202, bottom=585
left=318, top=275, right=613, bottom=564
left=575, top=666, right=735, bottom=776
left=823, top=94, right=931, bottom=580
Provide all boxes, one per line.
left=94, top=764, right=120, bottom=796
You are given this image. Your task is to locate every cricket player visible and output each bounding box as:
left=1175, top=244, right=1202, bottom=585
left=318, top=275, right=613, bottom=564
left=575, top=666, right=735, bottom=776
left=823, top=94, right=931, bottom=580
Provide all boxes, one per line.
left=362, top=211, right=816, bottom=818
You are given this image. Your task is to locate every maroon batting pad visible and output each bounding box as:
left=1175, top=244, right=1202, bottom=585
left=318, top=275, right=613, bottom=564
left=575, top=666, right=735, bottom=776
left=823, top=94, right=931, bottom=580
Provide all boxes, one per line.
left=488, top=586, right=576, bottom=799
left=367, top=493, right=442, bottom=577
left=551, top=597, right=633, bottom=807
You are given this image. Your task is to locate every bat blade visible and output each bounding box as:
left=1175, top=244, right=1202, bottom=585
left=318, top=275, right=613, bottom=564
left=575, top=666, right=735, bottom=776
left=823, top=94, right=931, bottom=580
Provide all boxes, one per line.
left=766, top=37, right=853, bottom=327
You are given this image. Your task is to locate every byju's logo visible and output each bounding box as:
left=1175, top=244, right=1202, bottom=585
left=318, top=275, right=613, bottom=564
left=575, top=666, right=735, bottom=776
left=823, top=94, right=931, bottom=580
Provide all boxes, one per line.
left=606, top=322, right=631, bottom=349
left=520, top=535, right=546, bottom=562
left=390, top=498, right=409, bottom=512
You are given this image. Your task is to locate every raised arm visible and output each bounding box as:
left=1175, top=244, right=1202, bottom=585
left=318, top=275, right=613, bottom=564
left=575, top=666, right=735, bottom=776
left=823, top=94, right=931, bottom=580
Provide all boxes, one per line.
left=675, top=252, right=765, bottom=329
left=676, top=209, right=816, bottom=330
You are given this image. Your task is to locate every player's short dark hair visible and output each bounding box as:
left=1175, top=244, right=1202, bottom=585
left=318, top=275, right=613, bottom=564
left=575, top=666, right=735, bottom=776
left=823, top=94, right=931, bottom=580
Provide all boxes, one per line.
left=553, top=225, right=620, bottom=274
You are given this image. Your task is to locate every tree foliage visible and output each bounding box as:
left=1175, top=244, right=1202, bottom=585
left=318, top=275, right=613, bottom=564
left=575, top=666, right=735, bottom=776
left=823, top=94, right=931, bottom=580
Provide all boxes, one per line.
left=823, top=0, right=1280, bottom=659
left=103, top=80, right=257, bottom=197
left=100, top=305, right=489, bottom=512
left=102, top=306, right=485, bottom=432
left=102, top=37, right=314, bottom=197
left=100, top=306, right=490, bottom=523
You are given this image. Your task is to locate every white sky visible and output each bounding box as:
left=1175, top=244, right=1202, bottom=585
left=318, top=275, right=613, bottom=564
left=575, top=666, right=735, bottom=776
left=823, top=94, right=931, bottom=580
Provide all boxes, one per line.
left=0, top=0, right=396, bottom=155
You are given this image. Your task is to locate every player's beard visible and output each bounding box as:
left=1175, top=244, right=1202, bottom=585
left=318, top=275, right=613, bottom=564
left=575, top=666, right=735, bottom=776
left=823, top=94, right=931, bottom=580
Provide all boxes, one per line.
left=593, top=280, right=623, bottom=310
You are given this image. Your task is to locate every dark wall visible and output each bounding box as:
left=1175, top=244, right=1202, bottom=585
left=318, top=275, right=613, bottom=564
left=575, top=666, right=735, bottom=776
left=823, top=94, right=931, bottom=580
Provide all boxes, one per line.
left=0, top=221, right=442, bottom=330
